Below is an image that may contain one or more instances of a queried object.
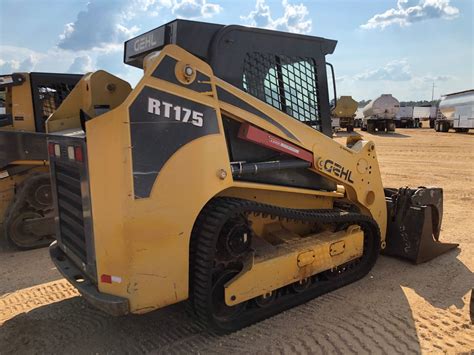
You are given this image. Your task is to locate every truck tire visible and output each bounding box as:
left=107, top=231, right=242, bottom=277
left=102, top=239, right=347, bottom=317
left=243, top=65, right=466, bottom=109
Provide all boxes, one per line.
left=442, top=121, right=450, bottom=132
left=387, top=122, right=396, bottom=132
left=367, top=122, right=375, bottom=133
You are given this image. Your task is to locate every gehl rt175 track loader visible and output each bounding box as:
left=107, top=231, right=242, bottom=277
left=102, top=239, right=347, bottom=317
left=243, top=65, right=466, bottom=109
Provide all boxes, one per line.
left=0, top=72, right=81, bottom=249
left=47, top=20, right=457, bottom=331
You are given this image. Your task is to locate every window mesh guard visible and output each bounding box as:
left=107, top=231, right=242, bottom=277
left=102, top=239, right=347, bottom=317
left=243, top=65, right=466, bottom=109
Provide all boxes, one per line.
left=243, top=53, right=321, bottom=130
left=35, top=83, right=76, bottom=120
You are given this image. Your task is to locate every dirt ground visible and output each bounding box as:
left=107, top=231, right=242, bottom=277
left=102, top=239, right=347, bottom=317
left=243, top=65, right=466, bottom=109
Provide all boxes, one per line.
left=0, top=128, right=473, bottom=354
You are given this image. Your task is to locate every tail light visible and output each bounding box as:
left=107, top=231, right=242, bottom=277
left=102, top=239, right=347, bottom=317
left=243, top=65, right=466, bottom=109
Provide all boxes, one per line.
left=66, top=145, right=84, bottom=162
left=48, top=142, right=61, bottom=157
left=74, top=146, right=84, bottom=162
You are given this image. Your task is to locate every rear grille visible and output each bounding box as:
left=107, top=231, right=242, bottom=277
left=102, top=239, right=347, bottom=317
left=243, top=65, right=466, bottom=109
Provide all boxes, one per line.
left=55, top=162, right=87, bottom=262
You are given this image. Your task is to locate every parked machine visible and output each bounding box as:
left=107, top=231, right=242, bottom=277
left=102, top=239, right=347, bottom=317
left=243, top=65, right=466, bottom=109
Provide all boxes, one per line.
left=361, top=94, right=399, bottom=133
left=435, top=90, right=474, bottom=133
left=331, top=96, right=358, bottom=132
left=46, top=20, right=456, bottom=332
left=0, top=72, right=82, bottom=249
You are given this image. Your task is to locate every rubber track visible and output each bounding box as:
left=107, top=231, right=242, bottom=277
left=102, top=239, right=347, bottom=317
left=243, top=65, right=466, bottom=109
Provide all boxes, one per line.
left=3, top=173, right=54, bottom=250
left=190, top=197, right=381, bottom=332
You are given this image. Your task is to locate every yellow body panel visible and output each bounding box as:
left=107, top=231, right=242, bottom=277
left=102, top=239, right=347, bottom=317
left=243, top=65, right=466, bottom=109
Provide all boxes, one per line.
left=1, top=73, right=35, bottom=131
left=50, top=45, right=388, bottom=314
left=47, top=71, right=132, bottom=133
left=225, top=226, right=364, bottom=305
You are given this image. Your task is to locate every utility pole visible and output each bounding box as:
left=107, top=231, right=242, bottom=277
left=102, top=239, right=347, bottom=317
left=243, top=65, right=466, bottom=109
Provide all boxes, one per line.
left=431, top=82, right=436, bottom=102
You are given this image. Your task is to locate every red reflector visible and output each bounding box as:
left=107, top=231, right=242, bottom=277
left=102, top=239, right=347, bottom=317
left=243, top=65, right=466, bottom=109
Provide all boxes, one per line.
left=74, top=146, right=84, bottom=162
left=48, top=142, right=55, bottom=156
left=101, top=274, right=112, bottom=284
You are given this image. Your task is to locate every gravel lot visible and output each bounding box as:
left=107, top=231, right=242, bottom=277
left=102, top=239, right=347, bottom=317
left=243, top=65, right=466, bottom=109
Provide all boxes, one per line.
left=0, top=128, right=473, bottom=354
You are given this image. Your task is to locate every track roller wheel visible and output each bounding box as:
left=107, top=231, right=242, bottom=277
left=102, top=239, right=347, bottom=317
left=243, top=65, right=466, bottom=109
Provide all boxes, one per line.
left=5, top=211, right=51, bottom=249
left=218, top=216, right=252, bottom=259
left=254, top=291, right=277, bottom=308
left=23, top=175, right=53, bottom=210
left=291, top=277, right=312, bottom=293
left=3, top=173, right=55, bottom=250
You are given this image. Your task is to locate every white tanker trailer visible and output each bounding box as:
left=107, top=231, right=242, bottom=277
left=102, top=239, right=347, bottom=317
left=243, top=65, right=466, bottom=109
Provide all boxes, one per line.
left=435, top=89, right=474, bottom=133
left=361, top=94, right=400, bottom=133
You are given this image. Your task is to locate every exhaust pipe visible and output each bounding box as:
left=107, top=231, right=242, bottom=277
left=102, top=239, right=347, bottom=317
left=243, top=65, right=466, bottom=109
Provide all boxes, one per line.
left=383, top=187, right=458, bottom=264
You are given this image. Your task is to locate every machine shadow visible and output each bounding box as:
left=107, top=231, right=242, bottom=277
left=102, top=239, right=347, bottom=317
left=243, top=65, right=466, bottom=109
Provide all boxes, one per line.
left=332, top=131, right=361, bottom=138
left=0, top=248, right=470, bottom=353
left=0, top=246, right=61, bottom=295
left=365, top=131, right=411, bottom=138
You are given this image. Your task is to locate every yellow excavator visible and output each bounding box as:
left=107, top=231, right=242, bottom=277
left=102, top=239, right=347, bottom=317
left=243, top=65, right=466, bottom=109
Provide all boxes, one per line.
left=0, top=72, right=81, bottom=249
left=46, top=20, right=457, bottom=331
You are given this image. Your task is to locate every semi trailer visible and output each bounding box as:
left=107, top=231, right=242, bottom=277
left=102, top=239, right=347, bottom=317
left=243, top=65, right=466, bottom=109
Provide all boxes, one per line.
left=331, top=96, right=358, bottom=132
left=361, top=94, right=399, bottom=133
left=395, top=106, right=414, bottom=128
left=435, top=90, right=474, bottom=133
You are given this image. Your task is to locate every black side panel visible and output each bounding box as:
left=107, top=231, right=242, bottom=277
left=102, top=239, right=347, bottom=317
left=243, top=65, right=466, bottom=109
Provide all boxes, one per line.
left=0, top=131, right=47, bottom=169
left=223, top=117, right=336, bottom=191
left=129, top=86, right=219, bottom=199
left=217, top=87, right=298, bottom=141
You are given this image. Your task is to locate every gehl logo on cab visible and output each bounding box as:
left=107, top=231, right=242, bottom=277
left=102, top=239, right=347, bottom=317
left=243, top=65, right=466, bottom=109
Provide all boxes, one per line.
left=148, top=97, right=203, bottom=127
left=318, top=158, right=354, bottom=183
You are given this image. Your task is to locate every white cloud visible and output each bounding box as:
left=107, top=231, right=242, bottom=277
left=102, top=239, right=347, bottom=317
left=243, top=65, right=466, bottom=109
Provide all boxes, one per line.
left=171, top=0, right=221, bottom=19
left=241, top=0, right=312, bottom=34
left=1, top=55, right=40, bottom=73
left=0, top=59, right=20, bottom=74
left=361, top=0, right=459, bottom=29
left=0, top=45, right=86, bottom=75
left=57, top=0, right=157, bottom=52
left=421, top=74, right=455, bottom=82
left=355, top=59, right=412, bottom=81
left=68, top=55, right=94, bottom=73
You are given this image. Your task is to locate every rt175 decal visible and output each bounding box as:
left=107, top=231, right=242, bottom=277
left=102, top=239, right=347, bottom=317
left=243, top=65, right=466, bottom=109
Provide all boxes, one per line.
left=129, top=86, right=219, bottom=199
left=148, top=97, right=203, bottom=127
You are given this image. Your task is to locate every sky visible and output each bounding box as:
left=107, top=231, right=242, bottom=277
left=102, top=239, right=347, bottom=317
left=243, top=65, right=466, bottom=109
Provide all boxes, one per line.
left=0, top=0, right=472, bottom=101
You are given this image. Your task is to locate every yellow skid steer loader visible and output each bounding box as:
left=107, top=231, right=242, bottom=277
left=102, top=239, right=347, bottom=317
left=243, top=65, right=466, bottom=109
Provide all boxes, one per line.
left=47, top=20, right=457, bottom=331
left=0, top=72, right=81, bottom=249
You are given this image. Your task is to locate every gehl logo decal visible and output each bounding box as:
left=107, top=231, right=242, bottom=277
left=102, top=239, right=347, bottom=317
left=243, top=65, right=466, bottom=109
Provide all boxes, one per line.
left=148, top=97, right=204, bottom=127
left=318, top=158, right=354, bottom=183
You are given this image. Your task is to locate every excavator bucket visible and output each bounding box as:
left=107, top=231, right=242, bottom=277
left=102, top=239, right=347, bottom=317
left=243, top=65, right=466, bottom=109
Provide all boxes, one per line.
left=383, top=187, right=458, bottom=264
